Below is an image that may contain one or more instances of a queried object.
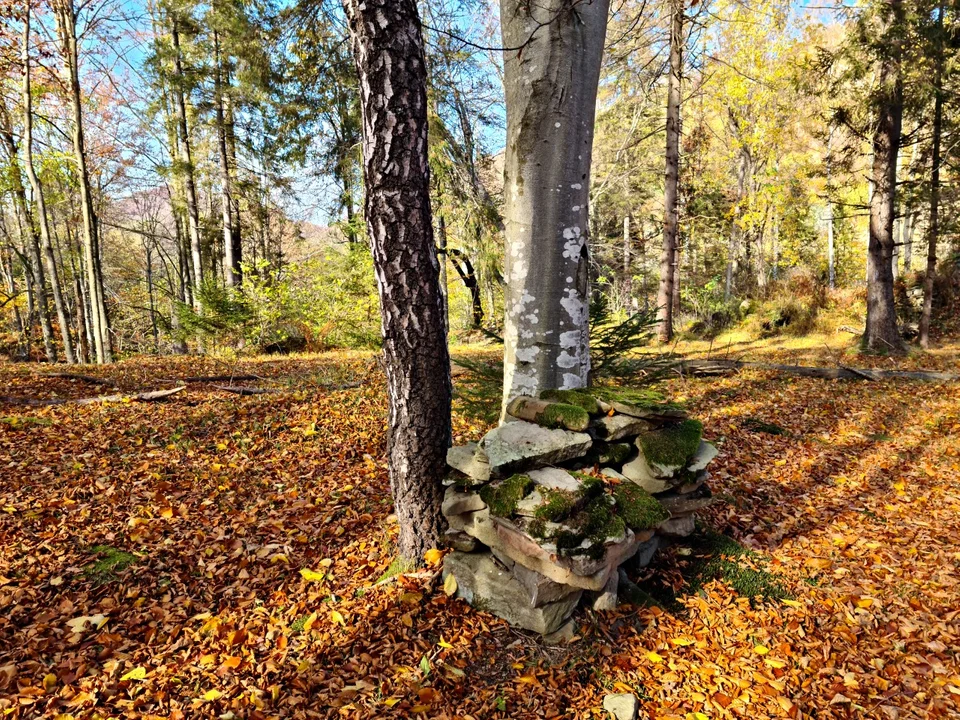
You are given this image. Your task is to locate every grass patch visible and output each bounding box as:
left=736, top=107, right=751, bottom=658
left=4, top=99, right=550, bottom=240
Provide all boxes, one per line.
left=85, top=545, right=138, bottom=584
left=375, top=555, right=418, bottom=584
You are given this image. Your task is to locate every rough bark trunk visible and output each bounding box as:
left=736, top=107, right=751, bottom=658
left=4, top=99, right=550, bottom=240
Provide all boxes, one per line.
left=500, top=0, right=609, bottom=404
left=864, top=0, right=906, bottom=354
left=23, top=8, right=75, bottom=364
left=658, top=0, right=682, bottom=342
left=170, top=17, right=204, bottom=304
left=343, top=0, right=452, bottom=563
left=920, top=1, right=945, bottom=349
left=54, top=0, right=111, bottom=363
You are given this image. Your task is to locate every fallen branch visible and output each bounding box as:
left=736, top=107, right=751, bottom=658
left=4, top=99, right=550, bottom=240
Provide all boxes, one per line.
left=0, top=386, right=186, bottom=407
left=181, top=374, right=263, bottom=382
left=676, top=359, right=958, bottom=383
left=44, top=372, right=117, bottom=388
left=213, top=385, right=280, bottom=396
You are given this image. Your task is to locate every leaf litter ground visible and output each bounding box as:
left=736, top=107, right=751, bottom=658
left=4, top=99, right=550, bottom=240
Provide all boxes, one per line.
left=1, top=347, right=958, bottom=719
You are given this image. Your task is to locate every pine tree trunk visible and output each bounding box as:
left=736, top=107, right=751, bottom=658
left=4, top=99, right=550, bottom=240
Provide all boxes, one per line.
left=500, top=0, right=609, bottom=403
left=54, top=0, right=111, bottom=363
left=622, top=215, right=632, bottom=311
left=864, top=0, right=905, bottom=354
left=343, top=0, right=452, bottom=563
left=920, top=1, right=945, bottom=349
left=658, top=0, right=683, bottom=342
left=214, top=31, right=240, bottom=288
left=170, top=17, right=204, bottom=305
left=23, top=8, right=75, bottom=364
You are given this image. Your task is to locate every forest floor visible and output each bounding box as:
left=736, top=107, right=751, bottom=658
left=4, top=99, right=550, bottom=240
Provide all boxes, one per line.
left=1, top=336, right=959, bottom=719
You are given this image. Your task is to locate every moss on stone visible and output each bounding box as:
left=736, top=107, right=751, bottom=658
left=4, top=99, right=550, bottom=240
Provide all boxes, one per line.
left=539, top=389, right=601, bottom=415
left=537, top=402, right=590, bottom=431
left=593, top=387, right=686, bottom=412
left=534, top=488, right=578, bottom=522
left=555, top=496, right=626, bottom=560
left=479, top=474, right=534, bottom=517
left=637, top=419, right=703, bottom=469
left=613, top=483, right=670, bottom=530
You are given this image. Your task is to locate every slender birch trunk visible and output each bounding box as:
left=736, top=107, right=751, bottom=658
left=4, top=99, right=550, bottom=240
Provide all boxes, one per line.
left=214, top=31, right=239, bottom=288
left=500, top=0, right=610, bottom=404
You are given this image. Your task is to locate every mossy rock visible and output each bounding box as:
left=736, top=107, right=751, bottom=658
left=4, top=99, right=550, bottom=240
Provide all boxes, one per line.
left=539, top=389, right=601, bottom=415
left=479, top=474, right=535, bottom=517
left=506, top=396, right=591, bottom=431
left=554, top=496, right=626, bottom=559
left=592, top=387, right=687, bottom=417
left=637, top=419, right=703, bottom=470
left=533, top=473, right=604, bottom=523
left=612, top=483, right=670, bottom=530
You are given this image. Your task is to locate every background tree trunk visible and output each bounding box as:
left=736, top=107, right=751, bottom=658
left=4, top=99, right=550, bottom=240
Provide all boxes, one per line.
left=54, top=0, right=111, bottom=363
left=343, top=0, right=452, bottom=563
left=23, top=7, right=75, bottom=364
left=170, top=17, right=204, bottom=305
left=864, top=0, right=905, bottom=354
left=214, top=30, right=240, bottom=288
left=920, top=1, right=945, bottom=349
left=500, top=0, right=610, bottom=405
left=658, top=0, right=683, bottom=342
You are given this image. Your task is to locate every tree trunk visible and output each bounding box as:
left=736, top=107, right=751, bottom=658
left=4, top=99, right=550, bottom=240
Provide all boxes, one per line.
left=23, top=7, right=75, bottom=364
left=0, top=118, right=56, bottom=363
left=864, top=0, right=905, bottom=354
left=437, top=211, right=450, bottom=334
left=54, top=0, right=111, bottom=363
left=920, top=1, right=945, bottom=349
left=622, top=215, right=632, bottom=311
left=500, top=0, right=609, bottom=403
left=214, top=30, right=240, bottom=288
left=343, top=0, right=452, bottom=563
left=170, top=16, right=204, bottom=304
left=658, top=0, right=682, bottom=342
left=826, top=128, right=835, bottom=289
left=448, top=248, right=484, bottom=328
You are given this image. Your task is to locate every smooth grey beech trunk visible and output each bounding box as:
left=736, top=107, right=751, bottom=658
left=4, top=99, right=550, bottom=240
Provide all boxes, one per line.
left=343, top=0, right=452, bottom=562
left=500, top=0, right=610, bottom=407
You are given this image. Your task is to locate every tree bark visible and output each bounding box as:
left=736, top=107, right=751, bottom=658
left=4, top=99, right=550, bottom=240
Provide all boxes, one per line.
left=447, top=247, right=484, bottom=328
left=23, top=7, right=75, bottom=364
left=170, top=15, right=204, bottom=305
left=920, top=1, right=945, bottom=349
left=343, top=0, right=452, bottom=563
left=0, top=115, right=56, bottom=363
left=658, top=0, right=683, bottom=342
left=54, top=0, right=111, bottom=363
left=500, top=0, right=609, bottom=404
left=864, top=0, right=906, bottom=354
left=214, top=30, right=240, bottom=288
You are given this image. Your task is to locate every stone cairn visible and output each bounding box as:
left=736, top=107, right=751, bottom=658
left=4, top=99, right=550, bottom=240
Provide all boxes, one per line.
left=441, top=389, right=718, bottom=637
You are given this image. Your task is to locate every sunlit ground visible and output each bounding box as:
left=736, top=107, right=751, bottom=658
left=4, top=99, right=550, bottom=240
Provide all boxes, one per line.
left=0, top=338, right=958, bottom=718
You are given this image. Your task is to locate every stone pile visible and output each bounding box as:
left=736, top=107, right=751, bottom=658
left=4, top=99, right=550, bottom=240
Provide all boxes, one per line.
left=441, top=389, right=718, bottom=636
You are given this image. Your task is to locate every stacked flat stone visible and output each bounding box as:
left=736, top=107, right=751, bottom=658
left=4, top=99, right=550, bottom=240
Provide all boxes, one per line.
left=441, top=389, right=718, bottom=635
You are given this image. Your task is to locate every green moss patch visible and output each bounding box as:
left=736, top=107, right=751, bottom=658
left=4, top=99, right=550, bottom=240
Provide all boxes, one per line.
left=538, top=389, right=601, bottom=415
left=592, top=387, right=686, bottom=415
left=479, top=474, right=535, bottom=517
left=637, top=419, right=703, bottom=469
left=534, top=488, right=578, bottom=522
left=85, top=545, right=138, bottom=584
left=537, top=403, right=590, bottom=431
left=555, top=496, right=626, bottom=560
left=612, top=483, right=669, bottom=530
